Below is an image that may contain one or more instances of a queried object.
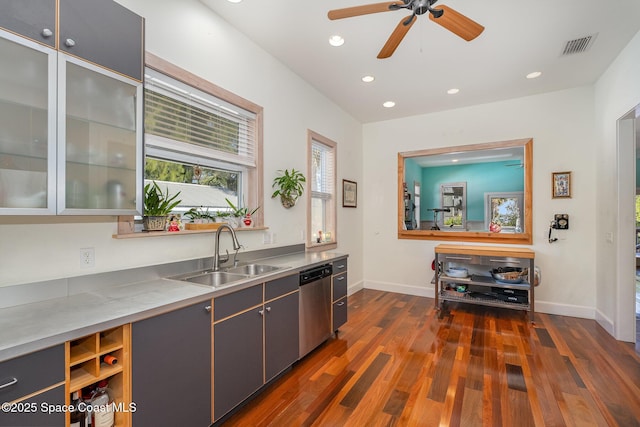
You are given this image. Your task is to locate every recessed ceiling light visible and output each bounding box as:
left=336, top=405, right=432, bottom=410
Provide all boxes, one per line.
left=383, top=101, right=395, bottom=108
left=452, top=159, right=459, bottom=163
left=526, top=71, right=542, bottom=79
left=227, top=0, right=242, bottom=3
left=329, top=35, right=344, bottom=47
left=362, top=75, right=375, bottom=83
left=447, top=88, right=460, bottom=95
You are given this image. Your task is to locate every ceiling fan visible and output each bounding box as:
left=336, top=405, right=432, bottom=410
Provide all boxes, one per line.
left=328, top=0, right=484, bottom=59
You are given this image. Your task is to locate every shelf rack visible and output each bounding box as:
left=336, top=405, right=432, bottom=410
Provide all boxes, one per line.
left=65, top=324, right=131, bottom=427
left=434, top=244, right=535, bottom=321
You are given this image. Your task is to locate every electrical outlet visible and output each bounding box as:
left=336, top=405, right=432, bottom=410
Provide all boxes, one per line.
left=80, top=247, right=95, bottom=268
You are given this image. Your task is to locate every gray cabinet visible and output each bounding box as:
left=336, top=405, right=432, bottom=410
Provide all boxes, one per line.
left=59, top=0, right=144, bottom=81
left=213, top=284, right=263, bottom=421
left=0, top=0, right=143, bottom=80
left=0, top=1, right=143, bottom=215
left=213, top=276, right=299, bottom=422
left=0, top=385, right=65, bottom=427
left=0, top=345, right=65, bottom=427
left=332, top=258, right=348, bottom=331
left=264, top=275, right=299, bottom=382
left=0, top=0, right=56, bottom=47
left=214, top=304, right=263, bottom=420
left=132, top=302, right=212, bottom=427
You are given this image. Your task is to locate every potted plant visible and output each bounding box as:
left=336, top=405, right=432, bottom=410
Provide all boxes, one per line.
left=225, top=198, right=260, bottom=228
left=184, top=206, right=215, bottom=224
left=143, top=181, right=182, bottom=231
left=271, top=168, right=306, bottom=208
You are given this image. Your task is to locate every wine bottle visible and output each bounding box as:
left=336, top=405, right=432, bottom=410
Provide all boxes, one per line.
left=101, top=354, right=118, bottom=365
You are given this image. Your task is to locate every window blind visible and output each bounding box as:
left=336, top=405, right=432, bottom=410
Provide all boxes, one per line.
left=144, top=69, right=257, bottom=167
left=311, top=141, right=335, bottom=198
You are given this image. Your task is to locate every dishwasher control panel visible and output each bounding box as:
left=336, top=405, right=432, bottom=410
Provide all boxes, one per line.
left=299, top=264, right=333, bottom=285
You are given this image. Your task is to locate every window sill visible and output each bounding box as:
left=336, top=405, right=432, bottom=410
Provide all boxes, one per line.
left=306, top=242, right=337, bottom=251
left=113, top=226, right=268, bottom=239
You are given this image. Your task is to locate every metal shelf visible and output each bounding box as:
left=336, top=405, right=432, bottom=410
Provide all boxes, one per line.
left=439, top=290, right=530, bottom=311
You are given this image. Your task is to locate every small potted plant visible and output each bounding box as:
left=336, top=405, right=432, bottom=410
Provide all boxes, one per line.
left=143, top=181, right=181, bottom=231
left=225, top=198, right=260, bottom=228
left=271, top=168, right=306, bottom=208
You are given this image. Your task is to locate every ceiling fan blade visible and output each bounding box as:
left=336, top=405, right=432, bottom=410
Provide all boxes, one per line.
left=428, top=5, right=484, bottom=41
left=377, top=15, right=416, bottom=59
left=328, top=1, right=401, bottom=20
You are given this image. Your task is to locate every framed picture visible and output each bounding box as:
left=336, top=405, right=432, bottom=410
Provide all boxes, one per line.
left=552, top=171, right=571, bottom=198
left=342, top=179, right=357, bottom=208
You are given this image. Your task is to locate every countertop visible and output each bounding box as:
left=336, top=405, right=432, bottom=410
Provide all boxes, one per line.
left=0, top=250, right=347, bottom=362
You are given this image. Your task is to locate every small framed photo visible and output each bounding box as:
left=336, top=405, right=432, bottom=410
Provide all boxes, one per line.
left=552, top=171, right=571, bottom=198
left=342, top=179, right=357, bottom=208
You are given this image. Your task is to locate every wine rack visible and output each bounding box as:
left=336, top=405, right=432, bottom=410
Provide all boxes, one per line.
left=65, top=324, right=131, bottom=426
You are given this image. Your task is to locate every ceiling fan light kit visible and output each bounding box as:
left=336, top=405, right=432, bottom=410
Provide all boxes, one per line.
left=328, top=0, right=484, bottom=59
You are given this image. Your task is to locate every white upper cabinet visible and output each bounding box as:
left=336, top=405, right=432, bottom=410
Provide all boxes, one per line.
left=0, top=0, right=144, bottom=215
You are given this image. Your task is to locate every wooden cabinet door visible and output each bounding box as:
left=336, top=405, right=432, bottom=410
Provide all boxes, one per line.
left=0, top=0, right=56, bottom=47
left=264, top=292, right=299, bottom=382
left=214, top=307, right=263, bottom=421
left=132, top=302, right=212, bottom=427
left=58, top=0, right=143, bottom=80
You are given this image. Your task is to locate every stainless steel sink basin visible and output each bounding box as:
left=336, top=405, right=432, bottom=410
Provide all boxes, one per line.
left=225, top=264, right=282, bottom=276
left=178, top=271, right=249, bottom=287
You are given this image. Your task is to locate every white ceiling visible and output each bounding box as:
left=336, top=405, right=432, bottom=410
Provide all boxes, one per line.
left=201, top=0, right=640, bottom=124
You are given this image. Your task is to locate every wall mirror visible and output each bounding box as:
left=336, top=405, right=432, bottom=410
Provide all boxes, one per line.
left=398, top=138, right=532, bottom=244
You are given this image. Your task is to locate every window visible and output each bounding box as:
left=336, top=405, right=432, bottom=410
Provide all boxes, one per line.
left=484, top=192, right=524, bottom=232
left=307, top=131, right=337, bottom=248
left=142, top=55, right=263, bottom=224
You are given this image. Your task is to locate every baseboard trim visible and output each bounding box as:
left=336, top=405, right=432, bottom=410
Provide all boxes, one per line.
left=594, top=309, right=615, bottom=336
left=363, top=280, right=597, bottom=320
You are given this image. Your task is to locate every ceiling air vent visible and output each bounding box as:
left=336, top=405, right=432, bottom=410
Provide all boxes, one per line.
left=561, top=34, right=597, bottom=56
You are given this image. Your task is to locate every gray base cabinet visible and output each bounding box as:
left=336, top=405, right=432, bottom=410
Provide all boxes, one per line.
left=214, top=306, right=264, bottom=419
left=132, top=302, right=212, bottom=427
left=0, top=385, right=65, bottom=427
left=332, top=258, right=348, bottom=331
left=265, top=291, right=299, bottom=382
left=213, top=275, right=299, bottom=422
left=0, top=345, right=64, bottom=427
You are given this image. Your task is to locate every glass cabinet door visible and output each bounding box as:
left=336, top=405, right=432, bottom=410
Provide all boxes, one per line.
left=57, top=54, right=142, bottom=214
left=0, top=30, right=56, bottom=214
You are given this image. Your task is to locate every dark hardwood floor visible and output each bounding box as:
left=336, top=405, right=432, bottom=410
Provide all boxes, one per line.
left=221, top=289, right=640, bottom=426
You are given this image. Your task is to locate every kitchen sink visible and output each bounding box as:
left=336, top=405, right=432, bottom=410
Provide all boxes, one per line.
left=225, top=264, right=283, bottom=276
left=175, top=271, right=249, bottom=288
left=170, top=263, right=285, bottom=288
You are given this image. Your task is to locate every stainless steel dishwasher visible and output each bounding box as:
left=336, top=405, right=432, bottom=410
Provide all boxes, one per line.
left=299, top=264, right=333, bottom=358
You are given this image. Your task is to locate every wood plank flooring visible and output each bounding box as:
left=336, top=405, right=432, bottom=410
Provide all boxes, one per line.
left=220, top=289, right=640, bottom=426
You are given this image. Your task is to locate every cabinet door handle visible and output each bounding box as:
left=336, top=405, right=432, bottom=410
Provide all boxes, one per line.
left=445, top=256, right=472, bottom=261
left=258, top=309, right=265, bottom=316
left=41, top=28, right=53, bottom=38
left=337, top=276, right=345, bottom=281
left=489, top=259, right=521, bottom=264
left=265, top=306, right=271, bottom=312
left=336, top=301, right=345, bottom=307
left=0, top=377, right=17, bottom=390
left=65, top=38, right=76, bottom=47
left=204, top=305, right=212, bottom=313
left=336, top=264, right=345, bottom=269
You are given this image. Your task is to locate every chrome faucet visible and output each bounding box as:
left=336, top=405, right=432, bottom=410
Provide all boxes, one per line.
left=213, top=224, right=242, bottom=271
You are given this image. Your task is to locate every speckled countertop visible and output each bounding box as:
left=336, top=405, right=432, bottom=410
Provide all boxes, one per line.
left=0, top=250, right=347, bottom=362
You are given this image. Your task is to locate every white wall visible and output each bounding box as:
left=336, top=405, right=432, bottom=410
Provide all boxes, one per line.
left=594, top=30, right=640, bottom=341
left=362, top=87, right=598, bottom=318
left=0, top=0, right=364, bottom=289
